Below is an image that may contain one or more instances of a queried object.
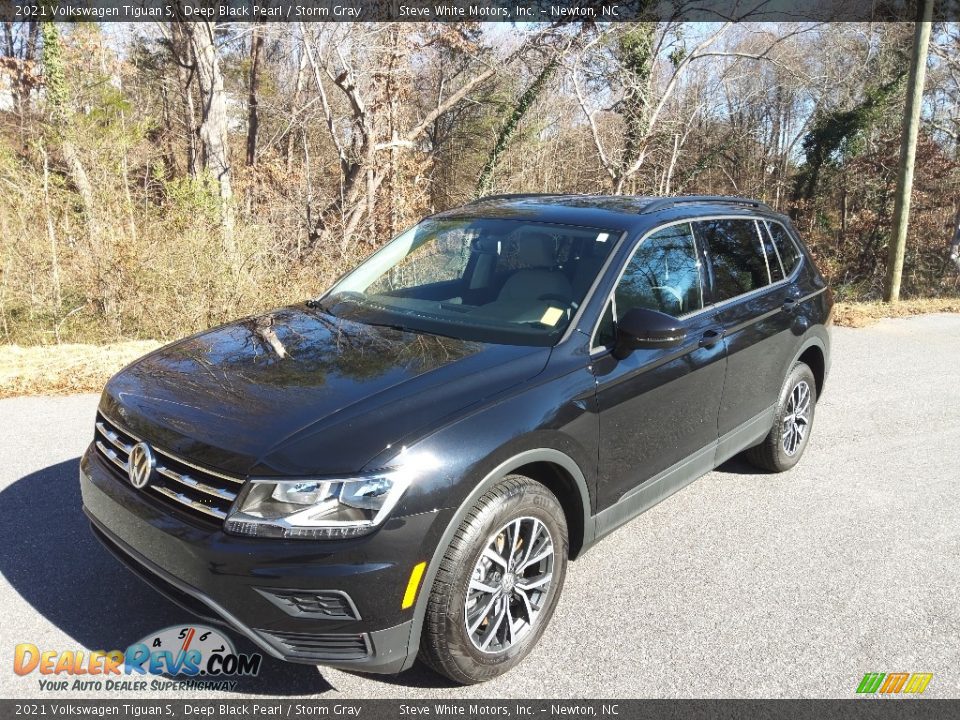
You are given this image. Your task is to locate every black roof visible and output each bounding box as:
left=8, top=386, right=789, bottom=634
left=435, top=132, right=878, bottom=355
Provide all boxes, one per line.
left=433, top=194, right=779, bottom=231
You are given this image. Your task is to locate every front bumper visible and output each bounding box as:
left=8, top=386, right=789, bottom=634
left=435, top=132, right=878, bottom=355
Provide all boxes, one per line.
left=80, top=446, right=450, bottom=673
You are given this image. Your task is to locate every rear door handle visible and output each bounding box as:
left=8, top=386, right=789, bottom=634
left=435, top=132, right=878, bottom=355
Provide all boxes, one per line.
left=699, top=327, right=724, bottom=347
left=782, top=298, right=799, bottom=312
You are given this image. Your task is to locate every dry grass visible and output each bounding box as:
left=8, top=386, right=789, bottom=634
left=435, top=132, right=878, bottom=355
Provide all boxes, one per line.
left=0, top=341, right=161, bottom=398
left=833, top=298, right=960, bottom=328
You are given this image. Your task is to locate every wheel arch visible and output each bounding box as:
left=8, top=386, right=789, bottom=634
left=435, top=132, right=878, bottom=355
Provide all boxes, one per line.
left=509, top=459, right=588, bottom=560
left=793, top=338, right=827, bottom=398
left=400, top=447, right=593, bottom=671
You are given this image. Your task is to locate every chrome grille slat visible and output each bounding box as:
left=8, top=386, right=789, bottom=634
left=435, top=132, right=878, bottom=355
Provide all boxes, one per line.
left=95, top=441, right=129, bottom=473
left=157, top=452, right=246, bottom=486
left=95, top=422, right=133, bottom=454
left=149, top=485, right=228, bottom=520
left=156, top=467, right=237, bottom=501
left=94, top=413, right=242, bottom=525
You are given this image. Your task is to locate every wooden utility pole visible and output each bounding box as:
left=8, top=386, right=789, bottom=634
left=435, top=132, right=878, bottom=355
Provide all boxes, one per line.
left=884, top=0, right=934, bottom=303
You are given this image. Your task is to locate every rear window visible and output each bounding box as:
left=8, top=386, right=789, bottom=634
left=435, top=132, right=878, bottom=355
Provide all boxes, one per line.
left=695, top=219, right=770, bottom=302
left=767, top=221, right=802, bottom=276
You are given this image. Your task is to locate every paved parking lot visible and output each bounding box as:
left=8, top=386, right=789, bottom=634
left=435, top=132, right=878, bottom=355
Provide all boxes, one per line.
left=1, top=314, right=958, bottom=699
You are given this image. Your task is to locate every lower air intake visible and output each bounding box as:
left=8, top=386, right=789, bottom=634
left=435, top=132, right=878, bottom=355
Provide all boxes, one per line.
left=258, top=630, right=371, bottom=661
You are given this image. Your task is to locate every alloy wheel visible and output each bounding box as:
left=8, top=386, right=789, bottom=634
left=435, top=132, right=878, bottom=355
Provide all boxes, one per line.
left=782, top=380, right=811, bottom=456
left=464, top=517, right=555, bottom=654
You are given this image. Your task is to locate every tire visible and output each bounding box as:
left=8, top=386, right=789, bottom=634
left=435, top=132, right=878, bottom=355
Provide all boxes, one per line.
left=419, top=475, right=568, bottom=684
left=745, top=362, right=817, bottom=472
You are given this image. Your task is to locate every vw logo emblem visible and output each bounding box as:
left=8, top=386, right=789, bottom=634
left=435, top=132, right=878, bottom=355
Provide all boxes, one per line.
left=128, top=442, right=155, bottom=489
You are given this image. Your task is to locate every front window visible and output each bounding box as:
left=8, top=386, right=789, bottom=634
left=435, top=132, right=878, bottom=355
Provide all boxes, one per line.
left=614, top=223, right=705, bottom=319
left=319, top=218, right=618, bottom=346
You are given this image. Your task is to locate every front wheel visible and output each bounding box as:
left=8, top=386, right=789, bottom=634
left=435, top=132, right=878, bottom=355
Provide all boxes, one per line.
left=419, top=475, right=568, bottom=684
left=745, top=362, right=817, bottom=472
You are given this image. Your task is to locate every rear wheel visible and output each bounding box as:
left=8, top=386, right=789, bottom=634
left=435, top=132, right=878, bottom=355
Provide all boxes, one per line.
left=745, top=362, right=817, bottom=472
left=419, top=475, right=568, bottom=684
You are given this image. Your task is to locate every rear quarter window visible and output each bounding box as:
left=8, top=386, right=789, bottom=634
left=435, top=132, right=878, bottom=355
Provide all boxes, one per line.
left=767, top=221, right=802, bottom=276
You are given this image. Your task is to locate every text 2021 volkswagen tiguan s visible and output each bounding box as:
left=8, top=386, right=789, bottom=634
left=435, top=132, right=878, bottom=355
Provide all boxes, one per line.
left=81, top=194, right=832, bottom=684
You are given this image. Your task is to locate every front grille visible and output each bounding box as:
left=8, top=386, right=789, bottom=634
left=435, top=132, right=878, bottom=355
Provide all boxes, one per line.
left=257, top=629, right=371, bottom=661
left=255, top=588, right=360, bottom=620
left=94, top=412, right=244, bottom=525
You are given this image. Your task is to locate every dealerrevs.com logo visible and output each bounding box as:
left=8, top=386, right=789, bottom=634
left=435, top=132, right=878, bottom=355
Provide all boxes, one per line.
left=14, top=624, right=262, bottom=692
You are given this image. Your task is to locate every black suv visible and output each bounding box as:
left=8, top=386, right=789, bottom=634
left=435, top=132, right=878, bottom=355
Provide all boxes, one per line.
left=81, top=195, right=832, bottom=684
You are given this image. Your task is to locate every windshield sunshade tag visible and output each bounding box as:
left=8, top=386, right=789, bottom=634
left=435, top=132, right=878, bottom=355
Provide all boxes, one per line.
left=540, top=307, right=564, bottom=326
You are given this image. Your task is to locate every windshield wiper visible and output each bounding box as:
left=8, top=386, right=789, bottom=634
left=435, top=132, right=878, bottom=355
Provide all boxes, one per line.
left=366, top=320, right=458, bottom=340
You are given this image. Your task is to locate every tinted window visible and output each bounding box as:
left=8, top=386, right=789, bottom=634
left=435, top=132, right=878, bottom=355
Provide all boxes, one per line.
left=595, top=301, right=616, bottom=348
left=367, top=226, right=472, bottom=293
left=615, top=223, right=704, bottom=319
left=768, top=221, right=801, bottom=276
left=324, top=218, right=617, bottom=347
left=758, top=223, right=785, bottom=282
left=697, top=219, right=770, bottom=301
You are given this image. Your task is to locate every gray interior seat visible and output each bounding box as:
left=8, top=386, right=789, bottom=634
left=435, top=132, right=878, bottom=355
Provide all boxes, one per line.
left=471, top=233, right=573, bottom=323
left=497, top=233, right=573, bottom=303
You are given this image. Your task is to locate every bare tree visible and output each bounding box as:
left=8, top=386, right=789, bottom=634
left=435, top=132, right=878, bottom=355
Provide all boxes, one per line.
left=574, top=23, right=736, bottom=194
left=573, top=23, right=817, bottom=195
left=299, top=22, right=556, bottom=252
left=475, top=55, right=559, bottom=198
left=246, top=20, right=265, bottom=167
left=169, top=20, right=234, bottom=248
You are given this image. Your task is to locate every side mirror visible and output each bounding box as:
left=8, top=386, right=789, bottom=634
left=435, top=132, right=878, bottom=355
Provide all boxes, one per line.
left=614, top=307, right=687, bottom=358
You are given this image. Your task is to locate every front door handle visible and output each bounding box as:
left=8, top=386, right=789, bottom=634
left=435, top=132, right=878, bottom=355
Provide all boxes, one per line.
left=699, top=327, right=724, bottom=347
left=782, top=297, right=799, bottom=312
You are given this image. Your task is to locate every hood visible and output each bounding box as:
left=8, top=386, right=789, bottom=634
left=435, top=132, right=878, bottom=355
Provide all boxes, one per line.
left=101, top=305, right=551, bottom=477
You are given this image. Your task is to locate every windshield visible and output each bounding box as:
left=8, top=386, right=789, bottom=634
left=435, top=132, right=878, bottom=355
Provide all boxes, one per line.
left=319, top=217, right=619, bottom=346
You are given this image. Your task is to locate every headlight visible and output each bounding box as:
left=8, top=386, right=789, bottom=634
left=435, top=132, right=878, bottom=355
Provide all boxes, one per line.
left=223, top=471, right=410, bottom=540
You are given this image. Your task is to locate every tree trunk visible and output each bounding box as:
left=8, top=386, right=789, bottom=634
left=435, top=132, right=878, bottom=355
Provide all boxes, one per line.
left=285, top=48, right=307, bottom=173
left=246, top=21, right=264, bottom=167
left=884, top=0, right=933, bottom=303
left=179, top=21, right=234, bottom=248
left=476, top=58, right=558, bottom=199
left=169, top=23, right=198, bottom=176
left=616, top=23, right=655, bottom=194
left=40, top=23, right=94, bottom=232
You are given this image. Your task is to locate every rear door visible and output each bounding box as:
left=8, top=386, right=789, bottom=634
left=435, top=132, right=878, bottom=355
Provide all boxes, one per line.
left=592, top=221, right=727, bottom=510
left=694, top=217, right=800, bottom=440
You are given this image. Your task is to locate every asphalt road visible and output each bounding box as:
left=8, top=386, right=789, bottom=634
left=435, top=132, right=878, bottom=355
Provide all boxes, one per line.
left=2, top=314, right=959, bottom=699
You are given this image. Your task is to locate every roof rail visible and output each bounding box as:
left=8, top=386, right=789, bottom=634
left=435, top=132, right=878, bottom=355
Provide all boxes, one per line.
left=639, top=195, right=774, bottom=215
left=468, top=193, right=560, bottom=204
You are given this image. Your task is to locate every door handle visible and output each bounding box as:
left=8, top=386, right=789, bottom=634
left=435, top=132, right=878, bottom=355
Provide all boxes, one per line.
left=699, top=328, right=724, bottom=347
left=782, top=297, right=799, bottom=313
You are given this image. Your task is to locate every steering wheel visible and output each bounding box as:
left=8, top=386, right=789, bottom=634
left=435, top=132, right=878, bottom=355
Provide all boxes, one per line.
left=537, top=294, right=578, bottom=311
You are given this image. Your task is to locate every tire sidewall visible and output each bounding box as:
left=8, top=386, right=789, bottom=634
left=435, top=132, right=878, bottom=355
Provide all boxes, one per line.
left=771, top=363, right=817, bottom=470
left=443, top=482, right=568, bottom=679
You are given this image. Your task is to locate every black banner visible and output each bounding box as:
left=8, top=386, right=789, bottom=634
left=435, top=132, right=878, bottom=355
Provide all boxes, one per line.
left=3, top=0, right=960, bottom=23
left=2, top=700, right=959, bottom=720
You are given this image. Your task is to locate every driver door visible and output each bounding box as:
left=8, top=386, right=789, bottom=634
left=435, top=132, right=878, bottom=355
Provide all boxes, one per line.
left=592, top=222, right=727, bottom=511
